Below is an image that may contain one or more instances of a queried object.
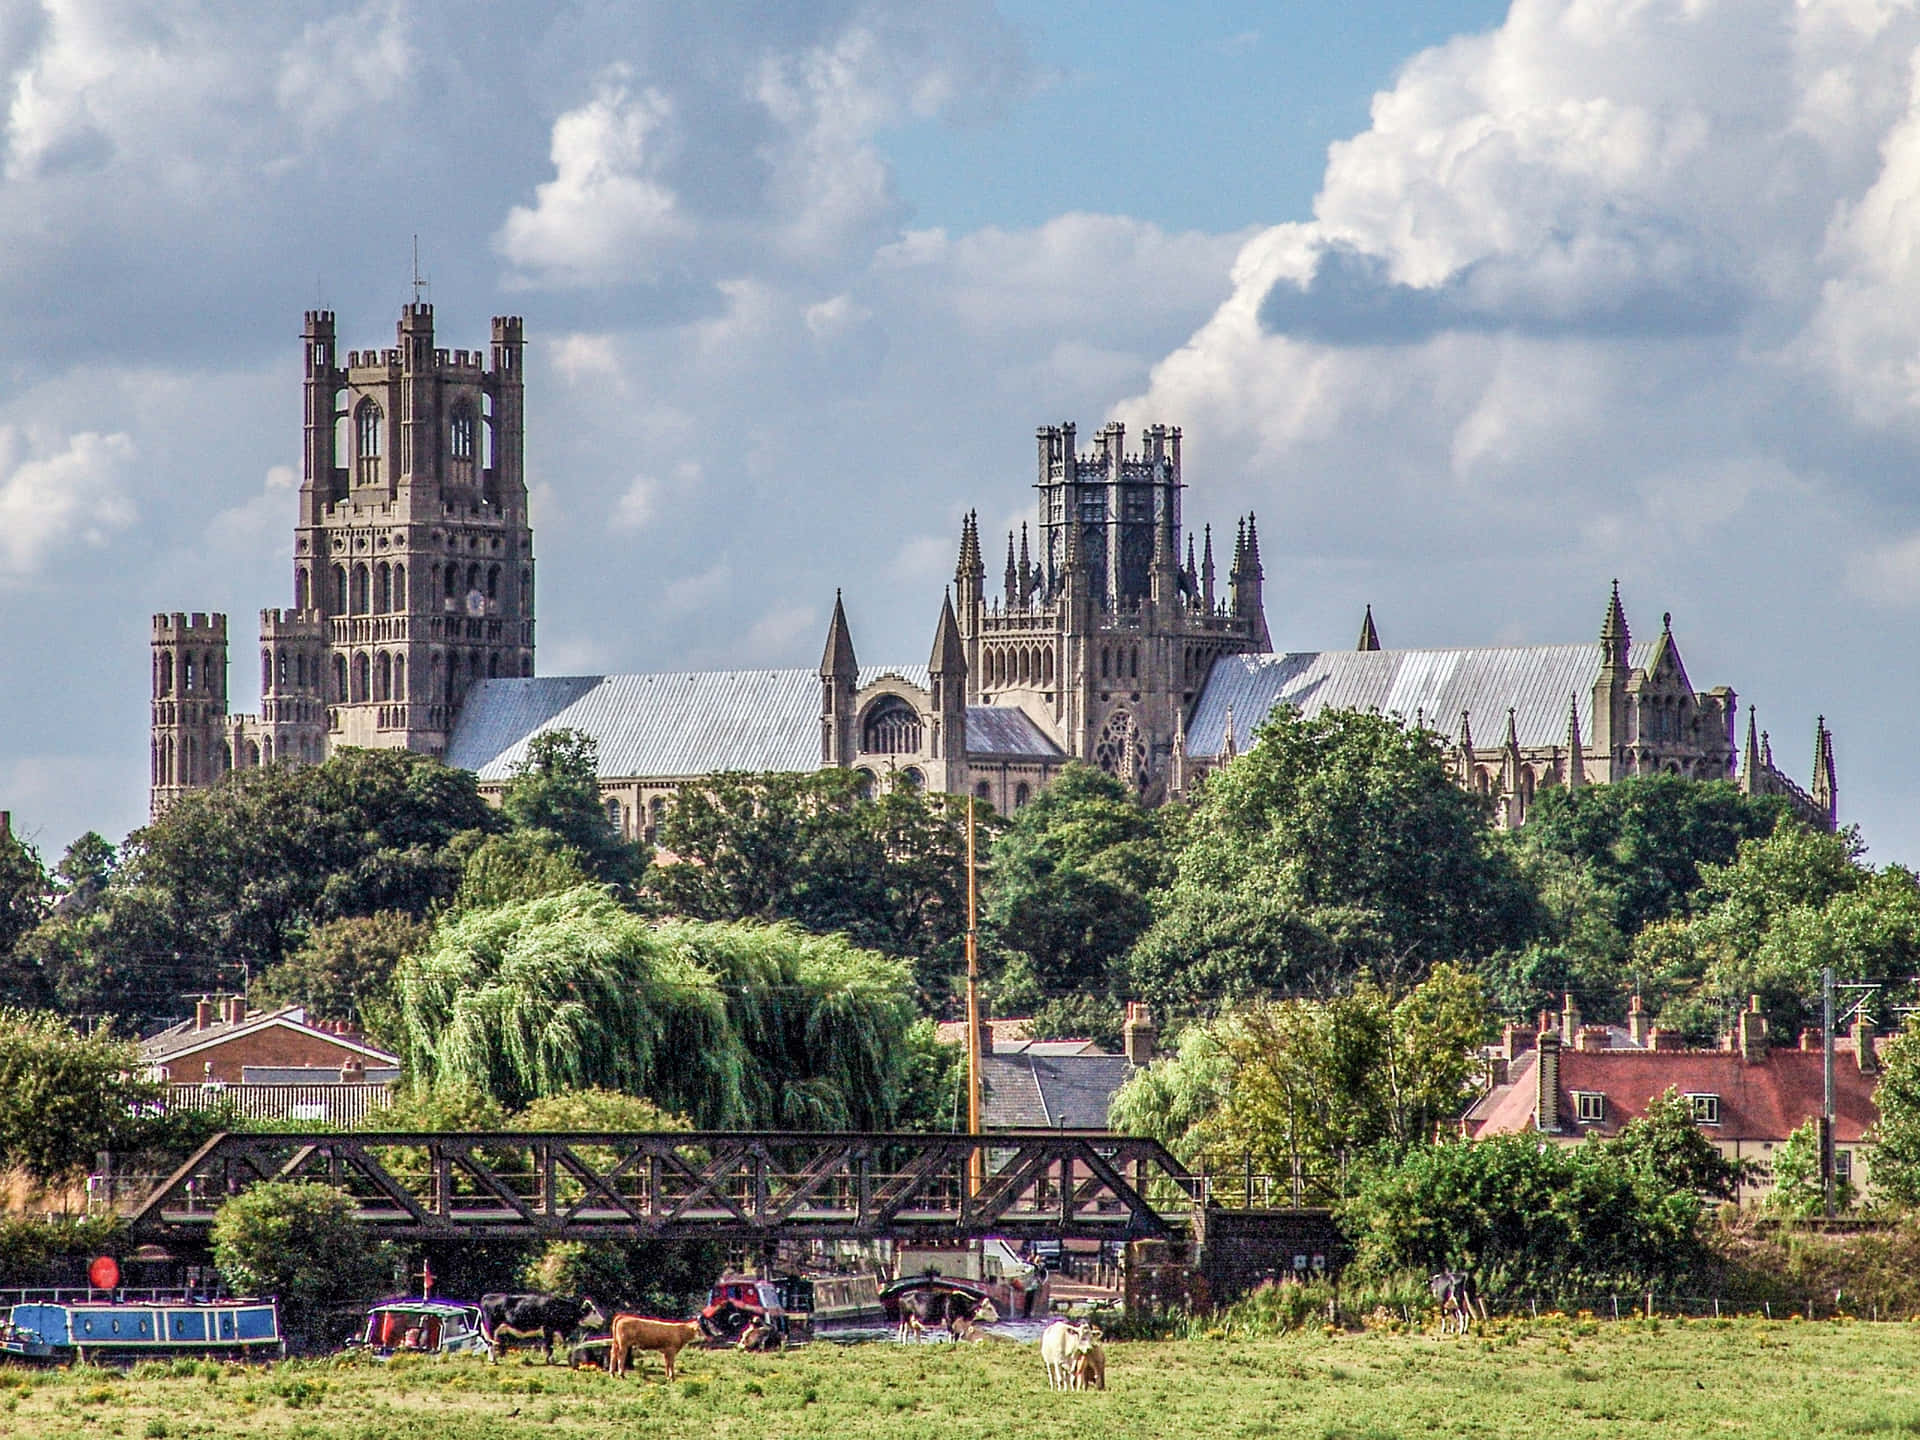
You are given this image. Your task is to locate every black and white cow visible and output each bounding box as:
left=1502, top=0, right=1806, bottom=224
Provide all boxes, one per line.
left=1429, top=1271, right=1480, bottom=1336
left=478, top=1292, right=608, bottom=1363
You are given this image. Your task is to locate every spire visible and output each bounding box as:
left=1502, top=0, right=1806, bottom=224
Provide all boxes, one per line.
left=1564, top=693, right=1584, bottom=789
left=1019, top=523, right=1032, bottom=604
left=1762, top=729, right=1774, bottom=768
left=1813, top=716, right=1838, bottom=826
left=1222, top=704, right=1237, bottom=761
left=1185, top=533, right=1199, bottom=591
left=1600, top=578, right=1630, bottom=669
left=1230, top=518, right=1245, bottom=583
left=1201, top=523, right=1216, bottom=610
left=1244, top=512, right=1264, bottom=575
left=1357, top=604, right=1380, bottom=652
left=956, top=510, right=984, bottom=584
left=819, top=588, right=858, bottom=679
left=1458, top=709, right=1476, bottom=756
left=1740, top=706, right=1761, bottom=793
left=930, top=588, right=966, bottom=677
left=1503, top=706, right=1521, bottom=757
left=1004, top=531, right=1018, bottom=609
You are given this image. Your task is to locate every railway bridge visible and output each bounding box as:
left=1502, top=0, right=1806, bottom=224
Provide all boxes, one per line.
left=127, top=1129, right=1210, bottom=1245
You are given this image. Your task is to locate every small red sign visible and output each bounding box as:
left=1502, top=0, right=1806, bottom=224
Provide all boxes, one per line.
left=88, top=1256, right=119, bottom=1291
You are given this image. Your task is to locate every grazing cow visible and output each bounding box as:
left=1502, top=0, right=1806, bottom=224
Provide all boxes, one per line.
left=895, top=1288, right=995, bottom=1342
left=1040, top=1320, right=1094, bottom=1391
left=1430, top=1271, right=1480, bottom=1336
left=479, top=1293, right=608, bottom=1364
left=609, top=1314, right=704, bottom=1381
left=1070, top=1336, right=1107, bottom=1391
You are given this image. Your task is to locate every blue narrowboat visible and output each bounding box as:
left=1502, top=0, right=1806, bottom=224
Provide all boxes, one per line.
left=0, top=1294, right=283, bottom=1362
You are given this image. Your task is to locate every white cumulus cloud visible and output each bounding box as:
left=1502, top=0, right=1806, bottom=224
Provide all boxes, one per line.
left=0, top=427, right=135, bottom=574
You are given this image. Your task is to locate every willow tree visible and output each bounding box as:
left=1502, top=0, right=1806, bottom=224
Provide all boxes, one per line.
left=397, top=887, right=924, bottom=1128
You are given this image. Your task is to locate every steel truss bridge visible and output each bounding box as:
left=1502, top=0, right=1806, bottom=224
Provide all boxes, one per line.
left=127, top=1130, right=1204, bottom=1244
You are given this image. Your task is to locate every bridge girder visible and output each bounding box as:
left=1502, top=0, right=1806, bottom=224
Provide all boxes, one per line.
left=126, top=1129, right=1202, bottom=1245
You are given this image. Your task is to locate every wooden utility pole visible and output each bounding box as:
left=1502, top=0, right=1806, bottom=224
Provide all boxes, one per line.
left=966, top=799, right=984, bottom=1196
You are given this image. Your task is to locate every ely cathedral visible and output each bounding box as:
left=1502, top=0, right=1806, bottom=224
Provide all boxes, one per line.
left=152, top=306, right=1838, bottom=835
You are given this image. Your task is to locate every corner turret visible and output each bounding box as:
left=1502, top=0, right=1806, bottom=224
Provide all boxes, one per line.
left=819, top=590, right=859, bottom=767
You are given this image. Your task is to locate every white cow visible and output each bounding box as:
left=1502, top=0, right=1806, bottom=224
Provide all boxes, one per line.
left=1040, top=1320, right=1103, bottom=1391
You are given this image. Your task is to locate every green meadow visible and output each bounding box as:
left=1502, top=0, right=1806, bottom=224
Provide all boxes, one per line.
left=0, top=1315, right=1914, bottom=1440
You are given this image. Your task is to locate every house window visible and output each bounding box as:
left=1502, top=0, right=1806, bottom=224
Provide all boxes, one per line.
left=1836, top=1149, right=1853, bottom=1181
left=1574, top=1091, right=1606, bottom=1124
left=1687, top=1093, right=1721, bottom=1125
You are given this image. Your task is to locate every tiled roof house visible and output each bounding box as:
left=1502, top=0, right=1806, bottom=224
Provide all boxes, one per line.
left=1464, top=993, right=1884, bottom=1203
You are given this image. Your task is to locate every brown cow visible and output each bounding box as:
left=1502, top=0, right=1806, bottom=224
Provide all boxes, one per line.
left=609, top=1314, right=703, bottom=1380
left=1071, top=1337, right=1107, bottom=1391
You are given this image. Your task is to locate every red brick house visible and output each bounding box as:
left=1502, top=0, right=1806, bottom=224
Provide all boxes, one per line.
left=141, top=996, right=400, bottom=1125
left=1463, top=993, right=1882, bottom=1204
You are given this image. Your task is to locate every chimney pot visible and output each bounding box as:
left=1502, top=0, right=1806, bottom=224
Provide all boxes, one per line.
left=1627, top=994, right=1649, bottom=1047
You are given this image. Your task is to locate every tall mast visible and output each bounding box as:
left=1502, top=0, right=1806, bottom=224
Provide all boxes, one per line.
left=966, top=798, right=983, bottom=1195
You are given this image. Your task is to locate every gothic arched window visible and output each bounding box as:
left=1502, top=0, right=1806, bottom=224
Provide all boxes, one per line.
left=352, top=652, right=370, bottom=703
left=333, top=565, right=348, bottom=612
left=1014, top=781, right=1030, bottom=808
left=295, top=567, right=311, bottom=611
left=487, top=565, right=500, bottom=601
left=393, top=564, right=406, bottom=610
left=333, top=654, right=348, bottom=702
left=450, top=405, right=475, bottom=461
left=897, top=767, right=924, bottom=791
left=262, top=650, right=273, bottom=691
left=862, top=696, right=923, bottom=755
left=352, top=564, right=371, bottom=614
left=394, top=656, right=406, bottom=701
left=376, top=563, right=391, bottom=613
left=355, top=399, right=383, bottom=484
left=376, top=652, right=392, bottom=701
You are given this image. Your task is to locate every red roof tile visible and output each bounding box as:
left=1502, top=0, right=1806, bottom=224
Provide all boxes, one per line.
left=1468, top=1045, right=1880, bottom=1143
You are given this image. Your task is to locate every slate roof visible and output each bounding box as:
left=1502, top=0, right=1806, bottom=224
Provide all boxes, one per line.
left=1464, top=1044, right=1880, bottom=1143
left=980, top=1052, right=1137, bottom=1130
left=965, top=706, right=1065, bottom=758
left=1188, top=642, right=1655, bottom=760
left=447, top=666, right=929, bottom=781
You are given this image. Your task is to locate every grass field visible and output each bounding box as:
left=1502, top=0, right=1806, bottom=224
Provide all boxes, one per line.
left=0, top=1315, right=1915, bottom=1440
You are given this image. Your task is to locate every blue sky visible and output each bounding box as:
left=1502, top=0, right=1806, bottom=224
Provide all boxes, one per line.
left=0, top=0, right=1916, bottom=870
left=884, top=0, right=1511, bottom=232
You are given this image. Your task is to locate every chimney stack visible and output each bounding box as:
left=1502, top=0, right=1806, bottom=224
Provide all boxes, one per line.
left=1561, top=992, right=1582, bottom=1047
left=1627, top=994, right=1649, bottom=1048
left=1855, top=1013, right=1878, bottom=1074
left=1735, top=996, right=1768, bottom=1062
left=1502, top=1024, right=1535, bottom=1061
left=1122, top=1002, right=1156, bottom=1066
left=1535, top=1030, right=1561, bottom=1133
left=194, top=997, right=213, bottom=1031
left=1577, top=1025, right=1610, bottom=1053
left=223, top=995, right=247, bottom=1026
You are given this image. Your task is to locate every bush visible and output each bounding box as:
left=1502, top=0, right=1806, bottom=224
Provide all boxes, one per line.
left=210, top=1183, right=389, bottom=1348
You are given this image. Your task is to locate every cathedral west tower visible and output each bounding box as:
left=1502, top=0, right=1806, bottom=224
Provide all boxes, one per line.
left=150, top=305, right=535, bottom=815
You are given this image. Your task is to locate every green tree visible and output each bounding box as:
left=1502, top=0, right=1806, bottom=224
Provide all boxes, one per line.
left=0, top=1011, right=162, bottom=1180
left=645, top=770, right=983, bottom=1000
left=85, top=750, right=498, bottom=1015
left=1343, top=1134, right=1709, bottom=1296
left=253, top=911, right=432, bottom=1047
left=450, top=829, right=595, bottom=912
left=982, top=764, right=1162, bottom=1032
left=398, top=888, right=929, bottom=1128
left=210, top=1182, right=391, bottom=1346
left=1867, top=1019, right=1920, bottom=1207
left=1108, top=1021, right=1238, bottom=1163
left=0, top=827, right=49, bottom=1003
left=499, top=729, right=641, bottom=885
left=1127, top=707, right=1537, bottom=1009
left=1633, top=823, right=1920, bottom=1041
left=1764, top=1119, right=1854, bottom=1216
left=1207, top=964, right=1490, bottom=1181
left=1605, top=1088, right=1747, bottom=1200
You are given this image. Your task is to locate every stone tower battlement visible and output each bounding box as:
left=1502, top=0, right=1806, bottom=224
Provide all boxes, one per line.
left=150, top=612, right=231, bottom=815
